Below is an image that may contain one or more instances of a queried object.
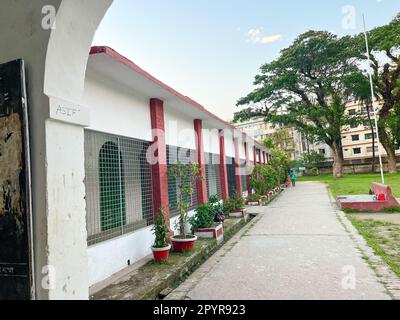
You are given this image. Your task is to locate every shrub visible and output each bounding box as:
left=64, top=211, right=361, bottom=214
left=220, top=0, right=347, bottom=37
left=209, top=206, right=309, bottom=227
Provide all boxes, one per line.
left=189, top=203, right=215, bottom=231
left=222, top=193, right=245, bottom=214
left=247, top=193, right=261, bottom=202
left=152, top=208, right=169, bottom=248
left=306, top=167, right=319, bottom=176
left=250, top=164, right=277, bottom=195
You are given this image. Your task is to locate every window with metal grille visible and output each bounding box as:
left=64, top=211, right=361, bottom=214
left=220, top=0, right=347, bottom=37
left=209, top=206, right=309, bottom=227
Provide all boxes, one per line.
left=167, top=145, right=198, bottom=216
left=84, top=130, right=154, bottom=246
left=241, top=166, right=248, bottom=193
left=226, top=156, right=237, bottom=198
left=205, top=153, right=222, bottom=199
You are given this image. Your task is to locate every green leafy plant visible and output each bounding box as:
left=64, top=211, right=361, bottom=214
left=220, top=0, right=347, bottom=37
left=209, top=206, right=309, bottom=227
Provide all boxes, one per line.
left=189, top=203, right=215, bottom=232
left=247, top=193, right=261, bottom=202
left=250, top=164, right=278, bottom=195
left=222, top=198, right=235, bottom=214
left=233, top=193, right=245, bottom=210
left=152, top=208, right=169, bottom=248
left=168, top=161, right=202, bottom=239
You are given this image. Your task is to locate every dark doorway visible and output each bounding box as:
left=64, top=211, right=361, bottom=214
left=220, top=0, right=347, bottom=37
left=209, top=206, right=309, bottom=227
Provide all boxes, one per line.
left=0, top=60, right=33, bottom=300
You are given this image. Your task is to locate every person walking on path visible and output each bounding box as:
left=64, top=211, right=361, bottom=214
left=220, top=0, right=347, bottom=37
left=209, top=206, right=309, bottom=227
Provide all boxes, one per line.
left=290, top=170, right=297, bottom=187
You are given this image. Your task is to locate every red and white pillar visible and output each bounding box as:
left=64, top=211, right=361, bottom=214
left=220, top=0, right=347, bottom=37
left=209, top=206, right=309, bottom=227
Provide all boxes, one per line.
left=194, top=119, right=208, bottom=205
left=150, top=98, right=169, bottom=220
left=219, top=130, right=229, bottom=200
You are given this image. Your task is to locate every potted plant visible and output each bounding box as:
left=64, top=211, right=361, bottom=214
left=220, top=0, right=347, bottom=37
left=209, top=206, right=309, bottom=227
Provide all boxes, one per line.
left=168, top=161, right=202, bottom=252
left=189, top=200, right=224, bottom=242
left=246, top=193, right=261, bottom=206
left=151, top=208, right=171, bottom=263
left=227, top=193, right=247, bottom=219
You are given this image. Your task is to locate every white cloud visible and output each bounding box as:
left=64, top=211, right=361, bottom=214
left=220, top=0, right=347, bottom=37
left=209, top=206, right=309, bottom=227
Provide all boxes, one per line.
left=247, top=27, right=282, bottom=44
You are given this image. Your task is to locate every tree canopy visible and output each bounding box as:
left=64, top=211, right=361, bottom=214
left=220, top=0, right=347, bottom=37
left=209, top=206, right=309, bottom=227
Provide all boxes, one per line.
left=236, top=30, right=362, bottom=176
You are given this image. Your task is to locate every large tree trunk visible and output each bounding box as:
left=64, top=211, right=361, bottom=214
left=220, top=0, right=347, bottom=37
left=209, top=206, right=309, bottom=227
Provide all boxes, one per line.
left=379, top=126, right=398, bottom=174
left=331, top=141, right=344, bottom=178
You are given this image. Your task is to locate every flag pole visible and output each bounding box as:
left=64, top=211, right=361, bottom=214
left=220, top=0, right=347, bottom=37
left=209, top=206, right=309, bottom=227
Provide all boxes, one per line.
left=363, top=13, right=385, bottom=185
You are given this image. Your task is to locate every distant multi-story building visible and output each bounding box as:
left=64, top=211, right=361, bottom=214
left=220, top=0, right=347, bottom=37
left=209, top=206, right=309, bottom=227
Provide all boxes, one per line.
left=342, top=101, right=400, bottom=161
left=235, top=118, right=332, bottom=161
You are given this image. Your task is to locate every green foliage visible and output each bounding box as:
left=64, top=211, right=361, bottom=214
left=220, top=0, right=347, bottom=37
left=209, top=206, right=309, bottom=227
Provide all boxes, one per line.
left=302, top=151, right=325, bottom=167
left=152, top=208, right=169, bottom=248
left=247, top=193, right=261, bottom=202
left=189, top=195, right=223, bottom=231
left=222, top=193, right=245, bottom=214
left=305, top=167, right=319, bottom=177
left=351, top=14, right=400, bottom=165
left=168, top=162, right=202, bottom=237
left=236, top=30, right=365, bottom=177
left=250, top=164, right=277, bottom=195
left=189, top=203, right=215, bottom=231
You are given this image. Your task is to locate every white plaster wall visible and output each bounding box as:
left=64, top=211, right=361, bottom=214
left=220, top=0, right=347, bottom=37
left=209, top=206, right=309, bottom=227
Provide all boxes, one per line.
left=249, top=148, right=255, bottom=162
left=45, top=119, right=89, bottom=299
left=202, top=126, right=220, bottom=155
left=239, top=142, right=246, bottom=160
left=164, top=106, right=196, bottom=150
left=224, top=130, right=235, bottom=158
left=87, top=225, right=153, bottom=286
left=87, top=208, right=196, bottom=286
left=83, top=69, right=152, bottom=141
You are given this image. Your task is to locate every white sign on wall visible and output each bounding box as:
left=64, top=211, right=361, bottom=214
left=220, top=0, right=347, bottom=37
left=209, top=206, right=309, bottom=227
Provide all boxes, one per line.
left=48, top=97, right=90, bottom=127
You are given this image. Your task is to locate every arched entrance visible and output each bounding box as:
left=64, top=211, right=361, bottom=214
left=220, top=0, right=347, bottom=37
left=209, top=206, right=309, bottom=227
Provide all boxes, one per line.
left=0, top=0, right=113, bottom=300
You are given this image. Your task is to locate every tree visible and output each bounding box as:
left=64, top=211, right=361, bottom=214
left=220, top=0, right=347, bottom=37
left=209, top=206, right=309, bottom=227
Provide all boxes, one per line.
left=302, top=151, right=325, bottom=167
left=352, top=13, right=400, bottom=173
left=263, top=139, right=290, bottom=185
left=236, top=31, right=361, bottom=177
left=265, top=128, right=296, bottom=160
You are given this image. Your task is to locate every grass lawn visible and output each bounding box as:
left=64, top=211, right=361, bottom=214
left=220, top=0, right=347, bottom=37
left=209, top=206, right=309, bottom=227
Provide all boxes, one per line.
left=348, top=217, right=400, bottom=279
left=297, top=173, right=400, bottom=198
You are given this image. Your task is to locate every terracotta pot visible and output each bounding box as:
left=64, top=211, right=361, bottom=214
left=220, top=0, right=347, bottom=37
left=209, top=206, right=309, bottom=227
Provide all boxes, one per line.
left=171, top=235, right=198, bottom=252
left=151, top=244, right=171, bottom=262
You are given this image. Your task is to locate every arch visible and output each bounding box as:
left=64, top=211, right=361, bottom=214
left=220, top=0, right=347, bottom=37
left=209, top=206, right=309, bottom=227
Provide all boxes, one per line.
left=44, top=0, right=113, bottom=103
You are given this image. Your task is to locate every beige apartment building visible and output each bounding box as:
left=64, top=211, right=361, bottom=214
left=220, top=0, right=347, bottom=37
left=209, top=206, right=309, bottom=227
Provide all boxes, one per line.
left=235, top=119, right=332, bottom=161
left=342, top=101, right=400, bottom=161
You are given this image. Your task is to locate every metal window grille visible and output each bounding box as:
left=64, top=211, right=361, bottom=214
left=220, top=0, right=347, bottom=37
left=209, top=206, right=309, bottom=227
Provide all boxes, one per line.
left=226, top=156, right=237, bottom=198
left=205, top=153, right=222, bottom=199
left=84, top=130, right=154, bottom=246
left=167, top=145, right=198, bottom=216
left=241, top=166, right=248, bottom=193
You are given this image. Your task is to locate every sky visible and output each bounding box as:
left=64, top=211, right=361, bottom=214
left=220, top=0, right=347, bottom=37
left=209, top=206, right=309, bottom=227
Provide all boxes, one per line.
left=93, top=0, right=400, bottom=121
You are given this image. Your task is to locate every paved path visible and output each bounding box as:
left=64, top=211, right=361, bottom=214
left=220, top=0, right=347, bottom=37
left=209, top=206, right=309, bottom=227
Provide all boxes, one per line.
left=168, top=182, right=391, bottom=300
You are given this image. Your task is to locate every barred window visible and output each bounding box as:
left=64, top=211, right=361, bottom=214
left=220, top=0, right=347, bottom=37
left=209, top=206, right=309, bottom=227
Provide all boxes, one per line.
left=226, top=156, right=237, bottom=198
left=167, top=145, right=198, bottom=216
left=241, top=166, right=248, bottom=193
left=205, top=153, right=222, bottom=199
left=84, top=130, right=154, bottom=246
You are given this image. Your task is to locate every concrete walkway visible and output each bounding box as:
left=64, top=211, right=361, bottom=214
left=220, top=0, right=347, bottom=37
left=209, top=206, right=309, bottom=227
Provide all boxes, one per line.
left=168, top=182, right=391, bottom=300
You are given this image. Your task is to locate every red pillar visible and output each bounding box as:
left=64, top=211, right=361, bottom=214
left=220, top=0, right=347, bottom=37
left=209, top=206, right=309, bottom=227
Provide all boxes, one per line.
left=150, top=98, right=169, bottom=220
left=253, top=146, right=257, bottom=166
left=234, top=137, right=243, bottom=196
left=219, top=130, right=229, bottom=200
left=263, top=151, right=266, bottom=164
left=245, top=142, right=252, bottom=195
left=194, top=119, right=208, bottom=205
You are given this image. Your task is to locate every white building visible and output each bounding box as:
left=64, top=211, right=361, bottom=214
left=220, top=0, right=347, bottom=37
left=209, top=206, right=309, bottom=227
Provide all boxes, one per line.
left=0, top=1, right=269, bottom=300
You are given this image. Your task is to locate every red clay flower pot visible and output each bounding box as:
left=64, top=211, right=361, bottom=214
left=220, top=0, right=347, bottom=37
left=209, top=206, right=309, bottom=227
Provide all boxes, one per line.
left=171, top=235, right=198, bottom=252
left=151, top=245, right=171, bottom=263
